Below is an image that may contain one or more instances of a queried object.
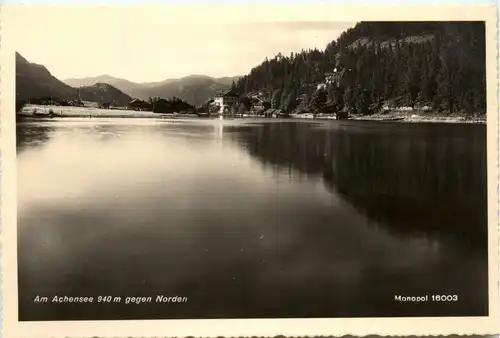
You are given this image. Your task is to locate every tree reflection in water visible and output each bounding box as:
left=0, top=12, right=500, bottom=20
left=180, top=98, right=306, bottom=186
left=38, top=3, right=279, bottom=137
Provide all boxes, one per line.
left=227, top=121, right=487, bottom=254
left=17, top=123, right=56, bottom=153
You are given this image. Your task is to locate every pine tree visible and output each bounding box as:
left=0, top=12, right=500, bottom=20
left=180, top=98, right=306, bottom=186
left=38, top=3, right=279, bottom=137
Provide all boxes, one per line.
left=284, top=89, right=298, bottom=112
left=310, top=88, right=328, bottom=114
left=354, top=87, right=371, bottom=115
left=343, top=86, right=355, bottom=113
left=403, top=47, right=421, bottom=107
left=280, top=88, right=289, bottom=110
left=271, top=88, right=282, bottom=109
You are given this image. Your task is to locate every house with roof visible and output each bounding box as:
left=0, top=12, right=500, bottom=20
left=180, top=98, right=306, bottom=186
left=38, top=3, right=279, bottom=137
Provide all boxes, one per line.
left=213, top=89, right=239, bottom=116
left=325, top=68, right=344, bottom=87
left=324, top=102, right=349, bottom=119
left=249, top=96, right=265, bottom=114
left=128, top=98, right=151, bottom=111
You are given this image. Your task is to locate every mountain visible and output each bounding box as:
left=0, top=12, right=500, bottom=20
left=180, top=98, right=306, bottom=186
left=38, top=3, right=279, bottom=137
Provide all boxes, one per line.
left=235, top=21, right=486, bottom=116
left=130, top=75, right=239, bottom=107
left=16, top=53, right=132, bottom=105
left=63, top=74, right=241, bottom=106
left=16, top=52, right=77, bottom=101
left=78, top=83, right=132, bottom=106
left=17, top=51, right=237, bottom=107
left=64, top=75, right=141, bottom=96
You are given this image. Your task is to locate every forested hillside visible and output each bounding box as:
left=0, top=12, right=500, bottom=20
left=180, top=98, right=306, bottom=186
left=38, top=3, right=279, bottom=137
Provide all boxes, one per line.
left=78, top=83, right=132, bottom=107
left=235, top=22, right=486, bottom=116
left=16, top=52, right=77, bottom=101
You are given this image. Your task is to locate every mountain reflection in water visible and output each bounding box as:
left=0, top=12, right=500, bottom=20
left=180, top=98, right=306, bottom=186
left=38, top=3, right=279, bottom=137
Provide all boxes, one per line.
left=17, top=119, right=488, bottom=321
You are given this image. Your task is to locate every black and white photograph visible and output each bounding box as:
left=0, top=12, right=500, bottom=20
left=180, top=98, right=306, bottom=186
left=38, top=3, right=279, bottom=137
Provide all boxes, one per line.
left=1, top=4, right=498, bottom=337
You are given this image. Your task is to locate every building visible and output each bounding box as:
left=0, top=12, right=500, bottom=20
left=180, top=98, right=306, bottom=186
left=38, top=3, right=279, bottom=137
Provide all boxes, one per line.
left=325, top=69, right=344, bottom=87
left=213, top=89, right=239, bottom=116
left=128, top=99, right=151, bottom=111
left=324, top=103, right=349, bottom=119
left=325, top=72, right=336, bottom=84
left=250, top=96, right=264, bottom=114
left=252, top=101, right=264, bottom=114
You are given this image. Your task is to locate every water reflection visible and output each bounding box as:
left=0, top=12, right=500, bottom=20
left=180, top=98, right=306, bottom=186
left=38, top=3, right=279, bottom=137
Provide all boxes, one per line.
left=226, top=122, right=487, bottom=250
left=16, top=123, right=55, bottom=151
left=17, top=120, right=488, bottom=321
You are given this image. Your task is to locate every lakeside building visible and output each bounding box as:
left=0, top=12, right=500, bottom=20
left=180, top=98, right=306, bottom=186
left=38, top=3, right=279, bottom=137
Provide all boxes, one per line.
left=213, top=89, right=239, bottom=116
left=324, top=102, right=349, bottom=119
left=128, top=99, right=151, bottom=111
left=250, top=96, right=265, bottom=115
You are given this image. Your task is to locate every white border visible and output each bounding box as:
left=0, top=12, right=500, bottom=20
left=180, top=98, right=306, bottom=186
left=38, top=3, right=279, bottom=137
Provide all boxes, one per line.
left=1, top=4, right=499, bottom=337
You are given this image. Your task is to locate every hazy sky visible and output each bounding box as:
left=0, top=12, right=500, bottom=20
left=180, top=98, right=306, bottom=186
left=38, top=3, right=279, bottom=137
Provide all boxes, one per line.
left=9, top=6, right=354, bottom=82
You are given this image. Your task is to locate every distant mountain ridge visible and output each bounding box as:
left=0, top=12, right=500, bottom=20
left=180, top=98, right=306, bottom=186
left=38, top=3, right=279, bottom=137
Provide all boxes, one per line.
left=64, top=74, right=241, bottom=106
left=16, top=52, right=240, bottom=107
left=16, top=53, right=132, bottom=106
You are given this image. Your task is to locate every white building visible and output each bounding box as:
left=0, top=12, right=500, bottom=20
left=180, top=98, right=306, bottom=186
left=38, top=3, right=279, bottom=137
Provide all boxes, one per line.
left=325, top=68, right=343, bottom=86
left=325, top=72, right=336, bottom=84
left=213, top=89, right=239, bottom=116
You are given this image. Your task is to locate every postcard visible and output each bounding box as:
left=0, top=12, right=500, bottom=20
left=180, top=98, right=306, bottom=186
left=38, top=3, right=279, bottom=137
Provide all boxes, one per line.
left=1, top=3, right=498, bottom=337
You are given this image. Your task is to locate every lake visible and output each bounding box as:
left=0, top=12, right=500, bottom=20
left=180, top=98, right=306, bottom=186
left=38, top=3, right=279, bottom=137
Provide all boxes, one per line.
left=16, top=118, right=488, bottom=320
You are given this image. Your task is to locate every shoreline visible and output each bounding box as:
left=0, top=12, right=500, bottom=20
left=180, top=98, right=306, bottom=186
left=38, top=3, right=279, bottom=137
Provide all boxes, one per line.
left=16, top=112, right=486, bottom=125
left=16, top=113, right=201, bottom=120
left=345, top=109, right=486, bottom=124
left=348, top=115, right=486, bottom=124
left=290, top=114, right=486, bottom=124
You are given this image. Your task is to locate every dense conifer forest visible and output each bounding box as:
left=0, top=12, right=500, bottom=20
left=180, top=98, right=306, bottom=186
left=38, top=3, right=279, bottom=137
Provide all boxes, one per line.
left=234, top=22, right=486, bottom=116
left=149, top=96, right=194, bottom=113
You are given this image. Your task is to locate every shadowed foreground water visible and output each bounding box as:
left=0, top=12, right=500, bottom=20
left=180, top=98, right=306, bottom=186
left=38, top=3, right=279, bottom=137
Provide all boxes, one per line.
left=17, top=118, right=488, bottom=320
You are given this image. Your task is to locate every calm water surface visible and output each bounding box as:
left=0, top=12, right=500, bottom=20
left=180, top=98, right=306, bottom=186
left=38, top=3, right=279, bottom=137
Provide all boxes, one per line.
left=17, top=118, right=488, bottom=320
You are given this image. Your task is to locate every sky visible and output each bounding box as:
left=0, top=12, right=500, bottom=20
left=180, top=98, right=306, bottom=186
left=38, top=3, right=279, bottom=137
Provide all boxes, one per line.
left=8, top=6, right=355, bottom=82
